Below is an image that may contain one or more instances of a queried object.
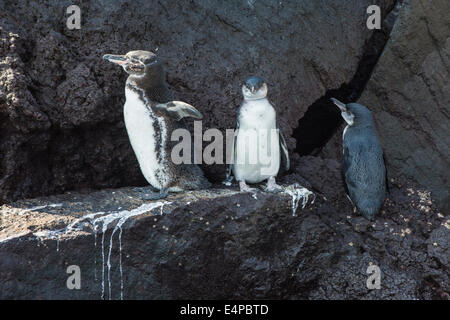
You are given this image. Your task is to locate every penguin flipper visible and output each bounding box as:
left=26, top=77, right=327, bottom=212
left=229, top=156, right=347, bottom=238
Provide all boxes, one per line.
left=342, top=143, right=352, bottom=196
left=156, top=101, right=203, bottom=121
left=225, top=161, right=233, bottom=183
left=278, top=127, right=290, bottom=171
left=225, top=121, right=239, bottom=183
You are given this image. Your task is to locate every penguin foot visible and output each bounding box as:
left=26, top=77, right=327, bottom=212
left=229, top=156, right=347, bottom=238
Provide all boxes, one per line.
left=222, top=175, right=234, bottom=187
left=239, top=181, right=259, bottom=193
left=141, top=189, right=169, bottom=201
left=264, top=177, right=283, bottom=193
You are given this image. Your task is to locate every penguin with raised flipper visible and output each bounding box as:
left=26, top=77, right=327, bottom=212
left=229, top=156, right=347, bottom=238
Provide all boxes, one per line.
left=331, top=98, right=387, bottom=220
left=226, top=76, right=290, bottom=193
left=103, top=50, right=210, bottom=199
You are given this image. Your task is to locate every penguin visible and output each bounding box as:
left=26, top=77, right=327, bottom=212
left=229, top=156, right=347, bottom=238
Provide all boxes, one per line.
left=226, top=76, right=290, bottom=193
left=103, top=50, right=210, bottom=199
left=331, top=98, right=387, bottom=220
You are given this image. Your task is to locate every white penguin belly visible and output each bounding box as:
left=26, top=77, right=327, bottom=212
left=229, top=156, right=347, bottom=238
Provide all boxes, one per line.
left=123, top=88, right=168, bottom=189
left=233, top=99, right=280, bottom=184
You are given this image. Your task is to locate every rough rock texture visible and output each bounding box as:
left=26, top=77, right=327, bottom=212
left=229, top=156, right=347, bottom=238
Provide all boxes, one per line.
left=0, top=156, right=448, bottom=300
left=323, top=0, right=450, bottom=211
left=0, top=0, right=395, bottom=202
left=1, top=0, right=448, bottom=301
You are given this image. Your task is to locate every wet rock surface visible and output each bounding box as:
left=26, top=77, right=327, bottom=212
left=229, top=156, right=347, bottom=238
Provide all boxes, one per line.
left=1, top=156, right=448, bottom=299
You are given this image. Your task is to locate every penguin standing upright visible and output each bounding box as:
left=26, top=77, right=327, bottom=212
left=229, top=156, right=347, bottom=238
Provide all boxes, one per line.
left=103, top=50, right=210, bottom=199
left=227, top=76, right=290, bottom=192
left=331, top=98, right=387, bottom=220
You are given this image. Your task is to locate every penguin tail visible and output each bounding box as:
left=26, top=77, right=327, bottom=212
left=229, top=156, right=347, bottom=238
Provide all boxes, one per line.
left=359, top=206, right=380, bottom=221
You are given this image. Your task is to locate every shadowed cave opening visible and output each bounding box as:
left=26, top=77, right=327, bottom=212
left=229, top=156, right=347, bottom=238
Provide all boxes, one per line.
left=293, top=27, right=393, bottom=156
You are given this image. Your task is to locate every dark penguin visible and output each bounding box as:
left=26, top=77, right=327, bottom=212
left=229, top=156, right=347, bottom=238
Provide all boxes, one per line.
left=226, top=76, right=290, bottom=193
left=104, top=50, right=210, bottom=199
left=331, top=98, right=386, bottom=220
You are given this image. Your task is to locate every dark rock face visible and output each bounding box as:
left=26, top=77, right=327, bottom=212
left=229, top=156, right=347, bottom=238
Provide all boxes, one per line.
left=0, top=0, right=395, bottom=202
left=361, top=0, right=450, bottom=212
left=0, top=158, right=448, bottom=299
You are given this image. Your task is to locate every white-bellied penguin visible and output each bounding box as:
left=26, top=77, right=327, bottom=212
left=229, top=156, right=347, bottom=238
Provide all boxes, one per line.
left=226, top=76, right=290, bottom=193
left=103, top=50, right=210, bottom=199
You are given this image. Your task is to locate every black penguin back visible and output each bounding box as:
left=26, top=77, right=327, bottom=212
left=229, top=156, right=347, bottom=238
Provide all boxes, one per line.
left=342, top=104, right=386, bottom=220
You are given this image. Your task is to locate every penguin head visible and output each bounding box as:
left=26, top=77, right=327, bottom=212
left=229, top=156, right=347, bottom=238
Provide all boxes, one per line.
left=331, top=98, right=355, bottom=126
left=103, top=50, right=162, bottom=79
left=331, top=98, right=376, bottom=127
left=242, top=76, right=268, bottom=100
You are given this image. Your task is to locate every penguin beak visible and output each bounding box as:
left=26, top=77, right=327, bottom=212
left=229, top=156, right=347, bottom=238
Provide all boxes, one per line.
left=250, top=85, right=262, bottom=93
left=103, top=54, right=129, bottom=66
left=331, top=98, right=347, bottom=112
